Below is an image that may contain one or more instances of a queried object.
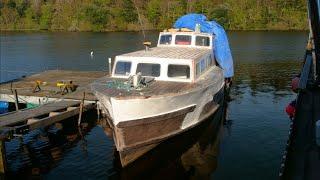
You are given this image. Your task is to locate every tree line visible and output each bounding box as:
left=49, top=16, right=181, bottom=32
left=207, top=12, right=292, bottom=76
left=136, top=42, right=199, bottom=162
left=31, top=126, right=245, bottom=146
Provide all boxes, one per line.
left=0, top=0, right=308, bottom=31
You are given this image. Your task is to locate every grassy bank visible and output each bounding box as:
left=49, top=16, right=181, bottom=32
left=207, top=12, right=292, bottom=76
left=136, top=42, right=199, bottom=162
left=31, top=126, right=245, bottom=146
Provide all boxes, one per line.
left=0, top=0, right=308, bottom=32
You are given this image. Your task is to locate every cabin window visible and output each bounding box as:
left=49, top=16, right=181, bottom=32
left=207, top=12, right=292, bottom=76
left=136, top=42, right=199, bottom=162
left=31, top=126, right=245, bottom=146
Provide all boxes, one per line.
left=167, top=65, right=190, bottom=79
left=196, top=36, right=210, bottom=46
left=200, top=60, right=206, bottom=72
left=206, top=55, right=214, bottom=67
left=114, top=61, right=131, bottom=76
left=160, top=35, right=172, bottom=45
left=196, top=57, right=212, bottom=76
left=136, top=63, right=161, bottom=77
left=196, top=63, right=201, bottom=76
left=175, top=35, right=192, bottom=45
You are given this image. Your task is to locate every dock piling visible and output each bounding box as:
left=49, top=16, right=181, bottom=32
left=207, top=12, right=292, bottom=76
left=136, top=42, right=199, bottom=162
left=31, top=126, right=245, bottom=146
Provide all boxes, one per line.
left=96, top=103, right=100, bottom=120
left=108, top=58, right=112, bottom=75
left=14, top=89, right=19, bottom=111
left=10, top=82, right=13, bottom=94
left=0, top=140, right=7, bottom=174
left=78, top=92, right=86, bottom=126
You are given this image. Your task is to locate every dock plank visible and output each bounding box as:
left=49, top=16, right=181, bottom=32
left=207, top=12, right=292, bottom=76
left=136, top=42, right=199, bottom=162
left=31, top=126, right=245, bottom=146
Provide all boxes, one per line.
left=0, top=70, right=106, bottom=102
left=15, top=103, right=95, bottom=133
left=0, top=101, right=80, bottom=127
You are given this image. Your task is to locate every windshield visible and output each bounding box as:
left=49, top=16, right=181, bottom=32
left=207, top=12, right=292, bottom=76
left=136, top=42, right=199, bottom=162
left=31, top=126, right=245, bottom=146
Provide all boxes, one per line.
left=175, top=35, right=192, bottom=45
left=160, top=35, right=172, bottom=45
left=136, top=63, right=161, bottom=77
left=196, top=36, right=210, bottom=46
left=114, top=61, right=131, bottom=76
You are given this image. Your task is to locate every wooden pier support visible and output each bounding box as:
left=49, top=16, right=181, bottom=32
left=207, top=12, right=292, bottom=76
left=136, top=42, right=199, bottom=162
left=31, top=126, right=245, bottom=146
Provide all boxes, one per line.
left=108, top=58, right=112, bottom=75
left=14, top=89, right=19, bottom=111
left=0, top=140, right=6, bottom=174
left=78, top=92, right=86, bottom=126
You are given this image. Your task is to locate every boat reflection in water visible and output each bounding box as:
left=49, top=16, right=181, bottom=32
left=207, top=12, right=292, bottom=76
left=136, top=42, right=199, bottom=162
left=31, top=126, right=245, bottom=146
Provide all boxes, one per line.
left=4, top=100, right=227, bottom=179
left=104, top=105, right=226, bottom=180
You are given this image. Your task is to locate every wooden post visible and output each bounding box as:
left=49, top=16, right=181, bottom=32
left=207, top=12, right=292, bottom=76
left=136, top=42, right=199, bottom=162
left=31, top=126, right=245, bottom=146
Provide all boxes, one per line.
left=108, top=58, right=112, bottom=75
left=0, top=140, right=7, bottom=174
left=78, top=92, right=85, bottom=126
left=96, top=102, right=100, bottom=120
left=10, top=82, right=13, bottom=94
left=14, top=89, right=19, bottom=111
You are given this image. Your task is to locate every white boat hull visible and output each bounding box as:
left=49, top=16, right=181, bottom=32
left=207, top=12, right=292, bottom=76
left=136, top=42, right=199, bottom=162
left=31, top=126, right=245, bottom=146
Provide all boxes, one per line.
left=93, top=66, right=225, bottom=166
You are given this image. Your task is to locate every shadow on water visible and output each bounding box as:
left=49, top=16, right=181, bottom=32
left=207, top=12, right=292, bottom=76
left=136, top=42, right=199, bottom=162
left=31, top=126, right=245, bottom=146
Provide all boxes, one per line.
left=106, top=106, right=226, bottom=180
left=3, top=110, right=98, bottom=179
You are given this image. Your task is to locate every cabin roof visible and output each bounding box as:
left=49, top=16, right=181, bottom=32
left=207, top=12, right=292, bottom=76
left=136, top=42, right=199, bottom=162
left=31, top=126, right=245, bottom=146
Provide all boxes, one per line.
left=117, top=47, right=211, bottom=60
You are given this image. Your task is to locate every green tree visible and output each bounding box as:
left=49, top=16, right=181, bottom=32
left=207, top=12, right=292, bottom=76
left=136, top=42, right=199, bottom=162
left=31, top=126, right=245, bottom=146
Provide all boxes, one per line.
left=24, top=7, right=38, bottom=29
left=15, top=0, right=27, bottom=17
left=120, top=0, right=137, bottom=23
left=85, top=3, right=109, bottom=31
left=209, top=4, right=230, bottom=27
left=39, top=3, right=53, bottom=30
left=0, top=0, right=309, bottom=31
left=147, top=0, right=161, bottom=26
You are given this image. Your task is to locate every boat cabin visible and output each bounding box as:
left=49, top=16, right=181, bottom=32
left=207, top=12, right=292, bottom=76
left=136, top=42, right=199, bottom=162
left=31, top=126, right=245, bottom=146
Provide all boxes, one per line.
left=112, top=30, right=216, bottom=83
left=157, top=30, right=213, bottom=48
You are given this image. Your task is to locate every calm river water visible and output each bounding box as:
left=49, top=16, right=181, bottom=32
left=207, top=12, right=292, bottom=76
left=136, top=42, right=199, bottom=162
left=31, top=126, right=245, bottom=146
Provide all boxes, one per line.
left=0, top=31, right=307, bottom=179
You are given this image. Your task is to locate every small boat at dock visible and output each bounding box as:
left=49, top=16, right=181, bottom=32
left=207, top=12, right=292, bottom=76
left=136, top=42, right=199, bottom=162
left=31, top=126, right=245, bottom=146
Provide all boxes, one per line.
left=91, top=14, right=234, bottom=167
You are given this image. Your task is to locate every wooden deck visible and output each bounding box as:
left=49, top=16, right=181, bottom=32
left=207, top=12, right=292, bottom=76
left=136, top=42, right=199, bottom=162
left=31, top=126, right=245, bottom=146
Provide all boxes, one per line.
left=91, top=66, right=223, bottom=99
left=92, top=77, right=196, bottom=98
left=0, top=70, right=106, bottom=103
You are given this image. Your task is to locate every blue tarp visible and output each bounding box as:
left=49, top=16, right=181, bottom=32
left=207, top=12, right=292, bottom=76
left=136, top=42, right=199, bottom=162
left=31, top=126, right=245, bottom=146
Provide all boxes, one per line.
left=0, top=101, right=9, bottom=114
left=174, top=14, right=234, bottom=78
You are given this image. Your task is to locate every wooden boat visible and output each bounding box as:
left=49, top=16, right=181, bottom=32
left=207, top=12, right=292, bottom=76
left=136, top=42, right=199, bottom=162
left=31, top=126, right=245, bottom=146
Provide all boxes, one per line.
left=91, top=29, right=227, bottom=167
left=105, top=105, right=224, bottom=179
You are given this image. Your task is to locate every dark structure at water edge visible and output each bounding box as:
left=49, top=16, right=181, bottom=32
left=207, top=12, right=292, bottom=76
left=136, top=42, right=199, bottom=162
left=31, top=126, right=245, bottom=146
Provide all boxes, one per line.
left=280, top=0, right=320, bottom=179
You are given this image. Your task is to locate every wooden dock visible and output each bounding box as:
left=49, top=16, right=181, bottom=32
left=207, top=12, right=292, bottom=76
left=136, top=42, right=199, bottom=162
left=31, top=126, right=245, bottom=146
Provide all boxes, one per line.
left=0, top=100, right=94, bottom=131
left=0, top=100, right=95, bottom=174
left=0, top=70, right=105, bottom=174
left=0, top=70, right=106, bottom=104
